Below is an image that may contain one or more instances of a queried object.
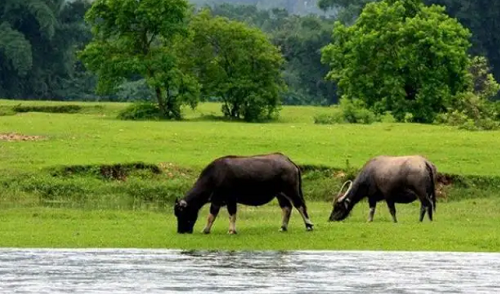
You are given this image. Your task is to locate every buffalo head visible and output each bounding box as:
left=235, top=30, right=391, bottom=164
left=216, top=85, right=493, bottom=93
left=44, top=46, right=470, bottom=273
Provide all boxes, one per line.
left=174, top=198, right=199, bottom=234
left=329, top=180, right=353, bottom=221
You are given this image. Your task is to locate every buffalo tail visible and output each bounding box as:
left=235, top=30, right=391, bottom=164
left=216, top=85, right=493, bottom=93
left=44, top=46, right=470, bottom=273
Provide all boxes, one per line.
left=425, top=161, right=436, bottom=212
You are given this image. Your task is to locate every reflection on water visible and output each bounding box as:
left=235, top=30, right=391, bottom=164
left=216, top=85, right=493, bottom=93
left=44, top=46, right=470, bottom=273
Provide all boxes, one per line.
left=0, top=249, right=499, bottom=293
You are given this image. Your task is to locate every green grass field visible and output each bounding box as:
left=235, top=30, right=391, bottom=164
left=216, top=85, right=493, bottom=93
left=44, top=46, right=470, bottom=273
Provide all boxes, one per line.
left=1, top=99, right=500, bottom=252
left=0, top=200, right=498, bottom=251
left=1, top=100, right=500, bottom=175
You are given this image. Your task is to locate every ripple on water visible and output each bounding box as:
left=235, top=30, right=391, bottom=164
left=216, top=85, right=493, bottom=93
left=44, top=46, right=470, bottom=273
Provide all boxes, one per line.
left=0, top=249, right=499, bottom=293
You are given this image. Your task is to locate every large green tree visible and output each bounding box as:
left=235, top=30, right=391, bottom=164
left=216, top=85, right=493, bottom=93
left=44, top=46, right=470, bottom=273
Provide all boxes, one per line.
left=78, top=0, right=199, bottom=119
left=183, top=9, right=286, bottom=121
left=321, top=0, right=472, bottom=122
left=207, top=3, right=337, bottom=105
left=319, top=0, right=500, bottom=90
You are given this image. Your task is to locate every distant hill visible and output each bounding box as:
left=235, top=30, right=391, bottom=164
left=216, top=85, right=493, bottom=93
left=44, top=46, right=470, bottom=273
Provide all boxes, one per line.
left=189, top=0, right=335, bottom=16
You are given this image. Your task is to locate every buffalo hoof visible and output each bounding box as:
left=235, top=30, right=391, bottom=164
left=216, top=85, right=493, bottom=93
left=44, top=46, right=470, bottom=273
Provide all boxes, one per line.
left=306, top=225, right=314, bottom=232
left=202, top=228, right=211, bottom=234
left=228, top=230, right=237, bottom=235
left=279, top=226, right=288, bottom=232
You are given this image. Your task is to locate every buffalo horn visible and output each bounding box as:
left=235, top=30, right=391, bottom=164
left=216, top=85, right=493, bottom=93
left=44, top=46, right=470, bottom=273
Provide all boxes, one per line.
left=334, top=180, right=352, bottom=204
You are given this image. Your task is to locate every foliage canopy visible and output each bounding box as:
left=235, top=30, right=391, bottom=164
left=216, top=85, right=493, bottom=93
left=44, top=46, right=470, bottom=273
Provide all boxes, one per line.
left=321, top=0, right=472, bottom=123
left=183, top=9, right=286, bottom=121
left=0, top=0, right=91, bottom=100
left=78, top=0, right=199, bottom=119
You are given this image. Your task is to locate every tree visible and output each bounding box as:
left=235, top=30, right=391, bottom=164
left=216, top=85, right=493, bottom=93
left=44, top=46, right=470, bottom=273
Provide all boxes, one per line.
left=205, top=3, right=337, bottom=105
left=192, top=0, right=333, bottom=16
left=273, top=15, right=338, bottom=105
left=435, top=56, right=500, bottom=130
left=318, top=0, right=500, bottom=94
left=428, top=1, right=500, bottom=91
left=321, top=0, right=472, bottom=123
left=183, top=9, right=286, bottom=121
left=78, top=0, right=199, bottom=119
left=318, top=0, right=373, bottom=23
left=0, top=0, right=91, bottom=100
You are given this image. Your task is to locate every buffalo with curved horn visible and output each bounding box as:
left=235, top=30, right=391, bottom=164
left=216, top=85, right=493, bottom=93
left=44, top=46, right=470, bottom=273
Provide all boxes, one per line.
left=328, top=155, right=437, bottom=223
left=174, top=152, right=314, bottom=234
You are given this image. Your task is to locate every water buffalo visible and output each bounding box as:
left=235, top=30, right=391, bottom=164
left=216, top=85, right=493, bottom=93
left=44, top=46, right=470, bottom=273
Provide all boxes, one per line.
left=174, top=153, right=314, bottom=234
left=328, top=155, right=437, bottom=223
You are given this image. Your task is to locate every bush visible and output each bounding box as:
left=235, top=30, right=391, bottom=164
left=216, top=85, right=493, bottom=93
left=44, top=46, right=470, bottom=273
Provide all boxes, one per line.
left=435, top=56, right=500, bottom=131
left=12, top=104, right=82, bottom=113
left=313, top=112, right=344, bottom=124
left=0, top=106, right=15, bottom=116
left=117, top=102, right=163, bottom=120
left=341, top=98, right=377, bottom=124
left=435, top=92, right=500, bottom=131
left=313, top=98, right=378, bottom=125
left=380, top=111, right=397, bottom=123
left=435, top=110, right=500, bottom=131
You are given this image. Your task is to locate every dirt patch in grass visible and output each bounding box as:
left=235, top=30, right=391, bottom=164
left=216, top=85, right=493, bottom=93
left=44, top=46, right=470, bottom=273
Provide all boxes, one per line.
left=0, top=133, right=46, bottom=142
left=159, top=162, right=193, bottom=178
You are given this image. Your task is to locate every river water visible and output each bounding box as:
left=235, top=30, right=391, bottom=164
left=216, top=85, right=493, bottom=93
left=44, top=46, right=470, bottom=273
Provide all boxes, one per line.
left=0, top=249, right=499, bottom=293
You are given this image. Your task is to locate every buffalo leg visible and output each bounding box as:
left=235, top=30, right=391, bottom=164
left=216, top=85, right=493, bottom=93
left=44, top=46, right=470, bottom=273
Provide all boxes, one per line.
left=427, top=202, right=433, bottom=221
left=386, top=201, right=397, bottom=223
left=277, top=194, right=292, bottom=232
left=297, top=206, right=313, bottom=231
left=202, top=203, right=220, bottom=234
left=419, top=204, right=426, bottom=222
left=227, top=202, right=238, bottom=234
left=368, top=198, right=377, bottom=222
left=283, top=190, right=314, bottom=231
left=420, top=198, right=433, bottom=222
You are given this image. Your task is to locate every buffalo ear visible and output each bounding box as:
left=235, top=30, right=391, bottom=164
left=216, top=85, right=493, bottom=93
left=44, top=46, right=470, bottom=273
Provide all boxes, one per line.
left=175, top=197, right=179, bottom=205
left=179, top=200, right=188, bottom=208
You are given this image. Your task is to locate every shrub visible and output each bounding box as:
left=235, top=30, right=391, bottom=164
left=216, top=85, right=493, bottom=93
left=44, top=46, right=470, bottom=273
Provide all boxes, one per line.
left=380, top=111, right=397, bottom=123
left=0, top=106, right=15, bottom=116
left=435, top=92, right=500, bottom=131
left=313, top=112, right=344, bottom=124
left=341, top=98, right=377, bottom=124
left=435, top=56, right=500, bottom=131
left=313, top=98, right=378, bottom=125
left=117, top=102, right=163, bottom=121
left=12, top=104, right=82, bottom=113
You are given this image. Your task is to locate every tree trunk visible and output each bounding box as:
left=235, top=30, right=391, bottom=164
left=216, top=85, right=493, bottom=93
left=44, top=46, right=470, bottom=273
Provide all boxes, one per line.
left=165, top=94, right=181, bottom=120
left=155, top=87, right=166, bottom=117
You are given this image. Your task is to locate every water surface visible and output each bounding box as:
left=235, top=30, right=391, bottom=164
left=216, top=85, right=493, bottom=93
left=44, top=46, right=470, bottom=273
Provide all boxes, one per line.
left=0, top=249, right=499, bottom=293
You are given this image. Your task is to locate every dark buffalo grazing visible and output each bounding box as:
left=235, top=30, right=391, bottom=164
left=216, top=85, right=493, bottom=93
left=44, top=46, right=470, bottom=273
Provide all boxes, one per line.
left=328, top=155, right=437, bottom=223
left=174, top=153, right=314, bottom=234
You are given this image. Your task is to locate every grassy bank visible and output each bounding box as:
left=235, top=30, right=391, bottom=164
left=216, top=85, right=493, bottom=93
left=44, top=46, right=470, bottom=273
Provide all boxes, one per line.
left=1, top=100, right=500, bottom=251
left=0, top=200, right=499, bottom=252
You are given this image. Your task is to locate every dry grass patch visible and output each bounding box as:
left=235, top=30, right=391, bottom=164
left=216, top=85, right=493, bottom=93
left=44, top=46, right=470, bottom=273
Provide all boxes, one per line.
left=0, top=132, right=46, bottom=142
